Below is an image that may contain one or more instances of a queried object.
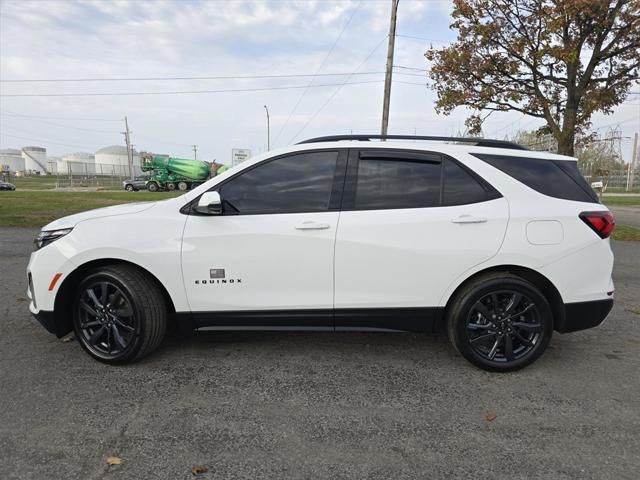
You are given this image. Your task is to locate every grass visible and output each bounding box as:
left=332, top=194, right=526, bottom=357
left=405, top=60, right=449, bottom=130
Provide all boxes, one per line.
left=8, top=175, right=130, bottom=190
left=602, top=196, right=640, bottom=206
left=612, top=224, right=640, bottom=242
left=0, top=191, right=182, bottom=227
left=2, top=190, right=639, bottom=242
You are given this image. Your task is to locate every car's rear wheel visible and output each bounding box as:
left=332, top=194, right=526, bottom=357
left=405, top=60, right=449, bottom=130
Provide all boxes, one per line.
left=73, top=265, right=167, bottom=364
left=125, top=184, right=134, bottom=191
left=447, top=273, right=553, bottom=372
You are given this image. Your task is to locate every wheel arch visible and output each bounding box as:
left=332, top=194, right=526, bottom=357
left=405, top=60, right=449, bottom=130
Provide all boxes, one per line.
left=441, top=265, right=565, bottom=332
left=53, top=258, right=177, bottom=337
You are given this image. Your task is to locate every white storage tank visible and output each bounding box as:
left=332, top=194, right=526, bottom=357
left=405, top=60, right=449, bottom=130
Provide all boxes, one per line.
left=58, top=152, right=96, bottom=175
left=22, top=146, right=48, bottom=173
left=94, top=145, right=138, bottom=176
left=0, top=148, right=25, bottom=172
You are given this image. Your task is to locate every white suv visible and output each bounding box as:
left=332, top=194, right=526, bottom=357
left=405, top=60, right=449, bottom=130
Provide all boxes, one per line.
left=27, top=135, right=615, bottom=371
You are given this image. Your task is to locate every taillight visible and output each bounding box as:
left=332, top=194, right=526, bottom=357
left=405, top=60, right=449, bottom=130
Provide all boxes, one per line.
left=579, top=211, right=615, bottom=239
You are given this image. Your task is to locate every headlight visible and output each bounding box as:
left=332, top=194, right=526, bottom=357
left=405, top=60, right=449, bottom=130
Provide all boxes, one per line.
left=34, top=228, right=73, bottom=250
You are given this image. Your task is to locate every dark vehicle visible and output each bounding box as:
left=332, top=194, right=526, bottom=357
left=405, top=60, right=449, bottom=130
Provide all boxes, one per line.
left=0, top=181, right=16, bottom=191
left=122, top=176, right=149, bottom=192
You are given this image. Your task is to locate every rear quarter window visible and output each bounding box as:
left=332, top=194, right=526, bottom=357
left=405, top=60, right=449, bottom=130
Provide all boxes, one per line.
left=472, top=153, right=599, bottom=203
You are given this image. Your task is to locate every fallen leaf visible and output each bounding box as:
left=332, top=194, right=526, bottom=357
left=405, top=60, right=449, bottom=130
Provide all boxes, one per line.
left=191, top=465, right=208, bottom=475
left=61, top=333, right=75, bottom=343
left=485, top=413, right=497, bottom=422
left=106, top=456, right=122, bottom=465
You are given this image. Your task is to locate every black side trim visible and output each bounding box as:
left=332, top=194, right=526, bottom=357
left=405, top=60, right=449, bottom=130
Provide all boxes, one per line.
left=190, top=309, right=333, bottom=329
left=556, top=299, right=613, bottom=333
left=31, top=310, right=65, bottom=337
left=175, top=307, right=445, bottom=332
left=335, top=307, right=444, bottom=332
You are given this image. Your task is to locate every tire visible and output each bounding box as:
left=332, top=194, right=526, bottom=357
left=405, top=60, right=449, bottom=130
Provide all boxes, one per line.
left=447, top=272, right=553, bottom=372
left=147, top=182, right=159, bottom=192
left=72, top=265, right=167, bottom=364
left=125, top=184, right=134, bottom=191
left=177, top=181, right=188, bottom=191
left=167, top=182, right=176, bottom=191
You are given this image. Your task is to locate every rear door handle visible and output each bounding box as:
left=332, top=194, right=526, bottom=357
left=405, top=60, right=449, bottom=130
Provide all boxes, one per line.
left=452, top=215, right=488, bottom=224
left=295, top=221, right=331, bottom=230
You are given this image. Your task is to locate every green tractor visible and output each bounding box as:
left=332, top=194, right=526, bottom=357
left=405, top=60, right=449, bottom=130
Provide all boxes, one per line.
left=141, top=154, right=210, bottom=192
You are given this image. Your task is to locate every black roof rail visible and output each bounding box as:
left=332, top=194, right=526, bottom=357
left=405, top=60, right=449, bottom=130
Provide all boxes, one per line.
left=296, top=134, right=527, bottom=150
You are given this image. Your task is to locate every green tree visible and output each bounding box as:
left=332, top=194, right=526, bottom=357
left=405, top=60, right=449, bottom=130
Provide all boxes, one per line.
left=425, top=0, right=640, bottom=155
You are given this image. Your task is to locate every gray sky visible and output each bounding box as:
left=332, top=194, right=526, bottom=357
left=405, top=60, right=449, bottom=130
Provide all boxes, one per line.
left=1, top=0, right=638, bottom=164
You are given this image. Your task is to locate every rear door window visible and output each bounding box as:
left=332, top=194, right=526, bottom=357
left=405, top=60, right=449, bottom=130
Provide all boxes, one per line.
left=473, top=153, right=599, bottom=203
left=345, top=149, right=501, bottom=210
left=355, top=157, right=441, bottom=210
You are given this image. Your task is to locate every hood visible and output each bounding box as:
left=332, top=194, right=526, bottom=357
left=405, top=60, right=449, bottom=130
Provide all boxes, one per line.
left=43, top=202, right=157, bottom=230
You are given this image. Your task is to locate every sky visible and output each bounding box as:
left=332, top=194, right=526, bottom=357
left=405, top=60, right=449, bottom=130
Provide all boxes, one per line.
left=1, top=0, right=638, bottom=164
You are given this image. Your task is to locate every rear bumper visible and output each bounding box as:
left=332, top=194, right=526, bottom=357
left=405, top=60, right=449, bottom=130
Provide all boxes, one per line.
left=556, top=298, right=614, bottom=333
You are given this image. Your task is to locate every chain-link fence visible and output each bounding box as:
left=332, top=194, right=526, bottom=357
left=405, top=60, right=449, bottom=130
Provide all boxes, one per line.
left=5, top=161, right=147, bottom=190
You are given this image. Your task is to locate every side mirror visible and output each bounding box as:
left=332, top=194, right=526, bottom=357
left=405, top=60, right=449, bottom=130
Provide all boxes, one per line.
left=194, top=191, right=222, bottom=215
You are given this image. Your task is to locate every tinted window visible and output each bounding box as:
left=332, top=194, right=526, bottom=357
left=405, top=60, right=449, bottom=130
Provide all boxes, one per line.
left=219, top=151, right=338, bottom=214
left=443, top=158, right=496, bottom=206
left=355, top=158, right=441, bottom=210
left=474, top=153, right=599, bottom=203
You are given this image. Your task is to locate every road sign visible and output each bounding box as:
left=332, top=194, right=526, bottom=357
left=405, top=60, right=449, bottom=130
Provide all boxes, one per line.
left=232, top=148, right=251, bottom=166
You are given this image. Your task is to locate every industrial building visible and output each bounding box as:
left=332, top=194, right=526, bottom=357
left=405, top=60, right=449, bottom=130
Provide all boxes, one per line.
left=22, top=146, right=48, bottom=173
left=0, top=148, right=25, bottom=172
left=94, top=145, right=139, bottom=176
left=58, top=152, right=96, bottom=175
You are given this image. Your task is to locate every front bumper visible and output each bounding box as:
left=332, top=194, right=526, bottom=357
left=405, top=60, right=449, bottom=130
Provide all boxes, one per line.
left=556, top=298, right=614, bottom=333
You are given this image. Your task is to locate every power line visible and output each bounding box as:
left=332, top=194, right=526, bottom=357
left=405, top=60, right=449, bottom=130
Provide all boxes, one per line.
left=0, top=111, right=121, bottom=122
left=289, top=37, right=388, bottom=144
left=393, top=65, right=429, bottom=72
left=0, top=71, right=385, bottom=83
left=1, top=125, right=104, bottom=148
left=1, top=110, right=119, bottom=134
left=0, top=132, right=98, bottom=150
left=0, top=79, right=384, bottom=98
left=273, top=1, right=363, bottom=147
left=395, top=34, right=452, bottom=43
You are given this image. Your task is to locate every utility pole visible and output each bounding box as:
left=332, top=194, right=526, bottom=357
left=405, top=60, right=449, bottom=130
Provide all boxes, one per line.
left=122, top=116, right=133, bottom=179
left=192, top=144, right=198, bottom=160
left=264, top=105, right=270, bottom=150
left=627, top=132, right=638, bottom=191
left=380, top=0, right=399, bottom=137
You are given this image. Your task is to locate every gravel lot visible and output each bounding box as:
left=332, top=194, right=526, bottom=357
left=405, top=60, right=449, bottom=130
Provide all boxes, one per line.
left=1, top=227, right=639, bottom=479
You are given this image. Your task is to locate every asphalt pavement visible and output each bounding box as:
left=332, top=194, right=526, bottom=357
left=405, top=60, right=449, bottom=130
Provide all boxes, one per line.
left=1, top=227, right=639, bottom=479
left=610, top=205, right=640, bottom=228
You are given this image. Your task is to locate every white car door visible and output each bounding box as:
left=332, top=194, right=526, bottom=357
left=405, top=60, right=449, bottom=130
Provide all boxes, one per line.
left=334, top=149, right=508, bottom=330
left=181, top=149, right=346, bottom=327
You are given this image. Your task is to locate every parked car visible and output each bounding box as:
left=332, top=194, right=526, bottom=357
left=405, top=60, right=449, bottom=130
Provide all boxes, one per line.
left=122, top=176, right=148, bottom=191
left=0, top=181, right=16, bottom=191
left=27, top=135, right=614, bottom=371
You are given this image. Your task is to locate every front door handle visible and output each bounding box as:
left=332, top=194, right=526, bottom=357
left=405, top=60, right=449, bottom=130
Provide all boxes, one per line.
left=295, top=221, right=331, bottom=230
left=452, top=215, right=488, bottom=224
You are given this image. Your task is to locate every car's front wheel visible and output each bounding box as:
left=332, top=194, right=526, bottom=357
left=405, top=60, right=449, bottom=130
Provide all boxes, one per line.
left=447, top=273, right=553, bottom=372
left=73, top=265, right=167, bottom=364
left=125, top=184, right=134, bottom=191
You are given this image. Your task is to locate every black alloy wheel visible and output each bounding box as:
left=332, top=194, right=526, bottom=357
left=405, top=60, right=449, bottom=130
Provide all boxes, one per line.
left=76, top=280, right=137, bottom=360
left=447, top=273, right=553, bottom=372
left=73, top=265, right=167, bottom=364
left=466, top=290, right=541, bottom=363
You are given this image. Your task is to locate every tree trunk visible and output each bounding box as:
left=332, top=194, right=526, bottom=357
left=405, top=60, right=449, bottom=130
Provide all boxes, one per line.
left=557, top=135, right=575, bottom=156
